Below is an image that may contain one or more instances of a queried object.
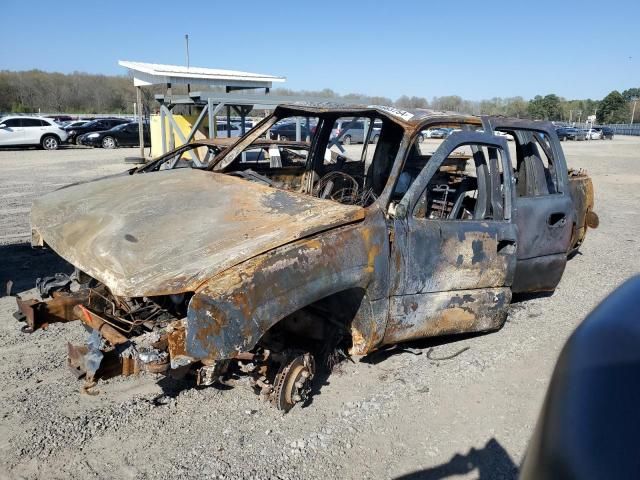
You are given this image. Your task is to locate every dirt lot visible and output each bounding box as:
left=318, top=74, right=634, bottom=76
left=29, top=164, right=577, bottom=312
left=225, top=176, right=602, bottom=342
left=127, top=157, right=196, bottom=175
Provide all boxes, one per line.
left=1, top=138, right=639, bottom=479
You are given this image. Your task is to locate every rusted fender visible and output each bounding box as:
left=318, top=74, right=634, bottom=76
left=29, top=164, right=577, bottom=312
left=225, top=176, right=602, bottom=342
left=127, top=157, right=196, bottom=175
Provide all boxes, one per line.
left=567, top=170, right=598, bottom=251
left=184, top=216, right=390, bottom=361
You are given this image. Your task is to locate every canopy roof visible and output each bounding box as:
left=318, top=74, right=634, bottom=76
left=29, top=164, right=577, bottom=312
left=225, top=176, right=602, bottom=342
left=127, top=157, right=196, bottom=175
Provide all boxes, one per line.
left=119, top=60, right=286, bottom=89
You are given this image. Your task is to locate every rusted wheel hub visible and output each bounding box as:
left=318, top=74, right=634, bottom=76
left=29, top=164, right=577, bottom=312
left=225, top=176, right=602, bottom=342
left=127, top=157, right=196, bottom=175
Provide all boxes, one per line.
left=272, top=352, right=315, bottom=412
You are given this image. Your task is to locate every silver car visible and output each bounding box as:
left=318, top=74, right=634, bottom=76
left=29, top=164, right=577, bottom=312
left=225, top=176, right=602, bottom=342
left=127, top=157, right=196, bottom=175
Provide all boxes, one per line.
left=330, top=119, right=381, bottom=144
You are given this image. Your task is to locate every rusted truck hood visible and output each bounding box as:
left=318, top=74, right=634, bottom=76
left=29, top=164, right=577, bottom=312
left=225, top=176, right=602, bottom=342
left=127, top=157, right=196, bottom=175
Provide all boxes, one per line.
left=31, top=169, right=364, bottom=297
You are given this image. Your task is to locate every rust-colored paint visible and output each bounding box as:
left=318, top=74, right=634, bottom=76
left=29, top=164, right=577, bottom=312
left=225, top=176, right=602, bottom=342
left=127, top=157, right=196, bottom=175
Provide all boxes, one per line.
left=16, top=290, right=88, bottom=332
left=167, top=322, right=187, bottom=359
left=75, top=305, right=129, bottom=345
left=384, top=288, right=510, bottom=344
left=568, top=169, right=598, bottom=250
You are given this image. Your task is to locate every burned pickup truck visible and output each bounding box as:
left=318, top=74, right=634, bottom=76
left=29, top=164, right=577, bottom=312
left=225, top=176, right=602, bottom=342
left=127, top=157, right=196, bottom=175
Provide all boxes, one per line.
left=16, top=104, right=598, bottom=411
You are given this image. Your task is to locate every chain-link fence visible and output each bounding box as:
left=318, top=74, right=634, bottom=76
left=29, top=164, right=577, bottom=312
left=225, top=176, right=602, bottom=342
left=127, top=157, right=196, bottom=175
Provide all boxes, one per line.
left=599, top=124, right=640, bottom=136
left=557, top=121, right=640, bottom=136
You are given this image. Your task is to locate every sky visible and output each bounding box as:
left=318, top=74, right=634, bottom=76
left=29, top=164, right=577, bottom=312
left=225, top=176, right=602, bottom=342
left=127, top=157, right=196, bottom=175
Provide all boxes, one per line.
left=2, top=0, right=638, bottom=101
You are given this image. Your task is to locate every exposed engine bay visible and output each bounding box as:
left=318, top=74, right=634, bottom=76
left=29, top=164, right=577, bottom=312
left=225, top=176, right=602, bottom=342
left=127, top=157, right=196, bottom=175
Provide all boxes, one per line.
left=15, top=270, right=345, bottom=412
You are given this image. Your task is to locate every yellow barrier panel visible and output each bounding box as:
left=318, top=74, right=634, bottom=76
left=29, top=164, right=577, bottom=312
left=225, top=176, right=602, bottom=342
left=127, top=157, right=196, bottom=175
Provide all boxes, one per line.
left=150, top=114, right=208, bottom=158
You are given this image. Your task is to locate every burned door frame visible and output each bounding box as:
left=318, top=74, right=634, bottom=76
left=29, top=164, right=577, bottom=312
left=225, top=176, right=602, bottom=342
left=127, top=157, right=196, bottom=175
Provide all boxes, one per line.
left=383, top=131, right=517, bottom=345
left=488, top=118, right=575, bottom=293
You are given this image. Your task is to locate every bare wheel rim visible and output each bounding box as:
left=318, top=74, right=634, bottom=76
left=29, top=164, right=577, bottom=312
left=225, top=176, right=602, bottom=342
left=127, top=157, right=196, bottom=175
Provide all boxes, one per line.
left=43, top=137, right=58, bottom=149
left=102, top=137, right=115, bottom=149
left=273, top=353, right=315, bottom=412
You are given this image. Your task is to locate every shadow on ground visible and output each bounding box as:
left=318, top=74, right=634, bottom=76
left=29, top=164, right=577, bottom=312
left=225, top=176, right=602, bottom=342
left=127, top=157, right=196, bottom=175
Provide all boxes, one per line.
left=361, top=331, right=488, bottom=365
left=511, top=291, right=555, bottom=304
left=395, top=438, right=518, bottom=480
left=0, top=243, right=72, bottom=297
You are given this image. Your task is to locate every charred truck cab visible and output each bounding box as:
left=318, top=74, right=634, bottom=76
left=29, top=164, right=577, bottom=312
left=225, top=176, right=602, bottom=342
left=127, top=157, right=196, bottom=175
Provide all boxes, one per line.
left=16, top=105, right=598, bottom=411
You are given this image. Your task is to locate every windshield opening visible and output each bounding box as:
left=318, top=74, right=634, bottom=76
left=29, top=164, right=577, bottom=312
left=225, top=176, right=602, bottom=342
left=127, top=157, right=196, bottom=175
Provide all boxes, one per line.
left=214, top=110, right=404, bottom=207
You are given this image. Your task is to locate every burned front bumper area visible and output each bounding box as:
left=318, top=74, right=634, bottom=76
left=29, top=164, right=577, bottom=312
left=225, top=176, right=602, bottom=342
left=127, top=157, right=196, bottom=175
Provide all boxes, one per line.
left=15, top=271, right=193, bottom=383
left=14, top=271, right=317, bottom=411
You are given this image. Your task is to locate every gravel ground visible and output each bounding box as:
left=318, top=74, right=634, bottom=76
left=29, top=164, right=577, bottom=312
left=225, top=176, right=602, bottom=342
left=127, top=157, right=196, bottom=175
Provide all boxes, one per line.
left=0, top=138, right=639, bottom=479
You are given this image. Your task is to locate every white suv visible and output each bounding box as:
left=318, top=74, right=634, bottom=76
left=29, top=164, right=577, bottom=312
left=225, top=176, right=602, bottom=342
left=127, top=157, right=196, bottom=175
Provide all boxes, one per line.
left=0, top=116, right=69, bottom=150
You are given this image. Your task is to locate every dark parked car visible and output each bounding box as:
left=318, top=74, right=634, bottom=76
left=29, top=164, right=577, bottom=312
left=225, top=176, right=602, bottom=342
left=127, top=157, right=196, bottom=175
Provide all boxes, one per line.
left=66, top=118, right=130, bottom=144
left=268, top=120, right=316, bottom=141
left=46, top=115, right=73, bottom=124
left=429, top=127, right=451, bottom=139
left=79, top=121, right=150, bottom=149
left=555, top=127, right=586, bottom=141
left=594, top=126, right=614, bottom=140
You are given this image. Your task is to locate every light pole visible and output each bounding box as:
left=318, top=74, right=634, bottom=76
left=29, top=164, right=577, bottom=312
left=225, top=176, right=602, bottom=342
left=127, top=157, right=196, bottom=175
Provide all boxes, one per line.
left=631, top=98, right=638, bottom=125
left=185, top=34, right=191, bottom=114
left=185, top=34, right=190, bottom=69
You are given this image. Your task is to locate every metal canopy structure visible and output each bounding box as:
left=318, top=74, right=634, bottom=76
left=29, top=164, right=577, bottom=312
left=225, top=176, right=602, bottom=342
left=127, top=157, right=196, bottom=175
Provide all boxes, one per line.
left=153, top=91, right=362, bottom=156
left=119, top=60, right=286, bottom=90
left=155, top=91, right=360, bottom=109
left=119, top=60, right=286, bottom=159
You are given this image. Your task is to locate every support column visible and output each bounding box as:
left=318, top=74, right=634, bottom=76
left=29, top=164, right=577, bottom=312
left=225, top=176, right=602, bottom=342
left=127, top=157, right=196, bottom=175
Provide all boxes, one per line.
left=208, top=98, right=214, bottom=138
left=136, top=86, right=144, bottom=159
left=160, top=106, right=167, bottom=154
left=168, top=107, right=175, bottom=151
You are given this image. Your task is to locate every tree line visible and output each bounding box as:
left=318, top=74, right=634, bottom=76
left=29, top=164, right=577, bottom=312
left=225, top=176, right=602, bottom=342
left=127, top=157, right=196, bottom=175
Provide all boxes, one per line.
left=0, top=70, right=637, bottom=125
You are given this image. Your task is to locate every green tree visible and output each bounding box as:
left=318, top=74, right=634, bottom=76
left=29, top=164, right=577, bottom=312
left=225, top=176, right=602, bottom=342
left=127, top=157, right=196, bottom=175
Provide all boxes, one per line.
left=395, top=95, right=413, bottom=109
left=527, top=95, right=546, bottom=119
left=395, top=95, right=429, bottom=109
left=504, top=97, right=529, bottom=118
left=527, top=94, right=563, bottom=120
left=622, top=88, right=640, bottom=101
left=542, top=94, right=562, bottom=120
left=431, top=95, right=463, bottom=112
left=597, top=91, right=629, bottom=123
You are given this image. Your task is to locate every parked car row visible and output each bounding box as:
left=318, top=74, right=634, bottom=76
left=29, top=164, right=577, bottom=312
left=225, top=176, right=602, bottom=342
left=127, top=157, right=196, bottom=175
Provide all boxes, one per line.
left=555, top=126, right=614, bottom=141
left=0, top=112, right=618, bottom=152
left=0, top=114, right=151, bottom=150
left=416, top=127, right=461, bottom=142
left=269, top=119, right=317, bottom=141
left=267, top=118, right=388, bottom=144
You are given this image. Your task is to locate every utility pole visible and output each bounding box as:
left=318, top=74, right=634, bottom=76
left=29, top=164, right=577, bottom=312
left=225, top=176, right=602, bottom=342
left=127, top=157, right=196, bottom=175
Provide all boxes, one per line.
left=185, top=34, right=190, bottom=69
left=631, top=98, right=638, bottom=125
left=185, top=34, right=191, bottom=114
